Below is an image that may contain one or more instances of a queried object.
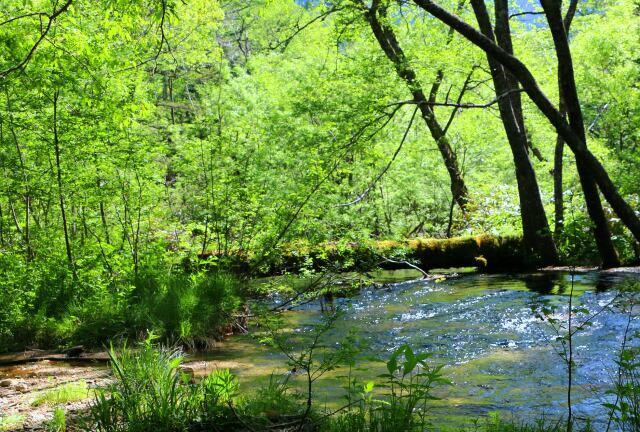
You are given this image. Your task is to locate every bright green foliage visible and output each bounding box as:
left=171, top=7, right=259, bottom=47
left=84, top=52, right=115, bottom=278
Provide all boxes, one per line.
left=32, top=381, right=91, bottom=407
left=605, top=347, right=640, bottom=431
left=88, top=341, right=451, bottom=432
left=45, top=408, right=67, bottom=432
left=0, top=415, right=25, bottom=432
left=1, top=0, right=639, bottom=349
left=326, top=344, right=449, bottom=432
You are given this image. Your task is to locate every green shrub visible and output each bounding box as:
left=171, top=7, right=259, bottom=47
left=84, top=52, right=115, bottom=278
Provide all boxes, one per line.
left=324, top=344, right=449, bottom=432
left=605, top=347, right=640, bottom=430
left=71, top=270, right=241, bottom=347
left=242, top=373, right=302, bottom=424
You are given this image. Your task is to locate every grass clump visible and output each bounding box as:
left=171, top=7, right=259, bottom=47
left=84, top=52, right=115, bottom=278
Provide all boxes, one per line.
left=0, top=415, right=25, bottom=432
left=90, top=343, right=200, bottom=432
left=73, top=270, right=242, bottom=348
left=32, top=381, right=91, bottom=407
left=46, top=408, right=67, bottom=432
left=88, top=340, right=242, bottom=432
left=468, top=413, right=567, bottom=432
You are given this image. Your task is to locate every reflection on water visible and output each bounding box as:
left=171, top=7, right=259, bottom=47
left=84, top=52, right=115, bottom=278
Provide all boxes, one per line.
left=202, top=270, right=640, bottom=429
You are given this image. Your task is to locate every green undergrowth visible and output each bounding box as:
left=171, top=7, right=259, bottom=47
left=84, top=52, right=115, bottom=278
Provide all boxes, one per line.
left=0, top=415, right=25, bottom=432
left=78, top=341, right=619, bottom=432
left=0, top=258, right=242, bottom=352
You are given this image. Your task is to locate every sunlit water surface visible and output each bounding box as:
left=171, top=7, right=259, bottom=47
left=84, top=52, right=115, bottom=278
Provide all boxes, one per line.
left=200, top=270, right=640, bottom=430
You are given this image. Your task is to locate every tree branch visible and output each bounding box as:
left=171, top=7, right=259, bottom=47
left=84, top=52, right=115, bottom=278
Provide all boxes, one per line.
left=443, top=65, right=478, bottom=135
left=0, top=0, right=73, bottom=78
left=269, top=6, right=345, bottom=52
left=336, top=106, right=419, bottom=207
left=389, top=87, right=523, bottom=110
left=509, top=11, right=545, bottom=19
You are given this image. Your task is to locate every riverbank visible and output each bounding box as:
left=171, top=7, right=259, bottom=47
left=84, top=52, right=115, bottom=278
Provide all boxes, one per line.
left=2, top=269, right=639, bottom=431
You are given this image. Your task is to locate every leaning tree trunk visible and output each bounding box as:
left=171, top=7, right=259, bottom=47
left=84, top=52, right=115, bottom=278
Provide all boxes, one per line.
left=411, top=0, right=640, bottom=264
left=554, top=112, right=565, bottom=236
left=553, top=0, right=579, bottom=237
left=470, top=0, right=558, bottom=265
left=541, top=0, right=620, bottom=267
left=364, top=1, right=469, bottom=213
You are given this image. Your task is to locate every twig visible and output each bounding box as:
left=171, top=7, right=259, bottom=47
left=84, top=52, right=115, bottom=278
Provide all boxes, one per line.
left=269, top=7, right=345, bottom=52
left=509, top=11, right=545, bottom=19
left=0, top=0, right=73, bottom=78
left=378, top=256, right=429, bottom=278
left=387, top=87, right=524, bottom=110
left=336, top=106, right=418, bottom=207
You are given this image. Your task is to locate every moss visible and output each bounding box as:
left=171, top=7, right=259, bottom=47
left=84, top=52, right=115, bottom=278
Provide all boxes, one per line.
left=194, top=235, right=526, bottom=276
left=405, top=236, right=524, bottom=271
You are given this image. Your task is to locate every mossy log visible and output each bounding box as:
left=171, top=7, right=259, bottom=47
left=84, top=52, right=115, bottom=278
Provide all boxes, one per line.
left=193, top=235, right=525, bottom=276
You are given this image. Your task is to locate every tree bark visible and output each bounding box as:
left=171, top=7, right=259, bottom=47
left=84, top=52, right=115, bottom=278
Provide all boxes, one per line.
left=554, top=127, right=565, bottom=236
left=411, top=0, right=640, bottom=259
left=554, top=0, right=585, bottom=238
left=470, top=0, right=558, bottom=265
left=364, top=1, right=469, bottom=212
left=53, top=90, right=77, bottom=278
left=541, top=0, right=620, bottom=267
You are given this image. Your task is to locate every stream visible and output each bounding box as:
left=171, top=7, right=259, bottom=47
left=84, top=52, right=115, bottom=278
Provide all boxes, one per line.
left=198, top=270, right=640, bottom=429
left=1, top=270, right=639, bottom=430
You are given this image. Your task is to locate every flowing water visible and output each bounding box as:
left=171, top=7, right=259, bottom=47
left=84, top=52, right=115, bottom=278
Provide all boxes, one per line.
left=199, top=270, right=640, bottom=429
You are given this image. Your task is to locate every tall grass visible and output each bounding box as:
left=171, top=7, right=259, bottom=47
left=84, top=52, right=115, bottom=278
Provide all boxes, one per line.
left=0, top=244, right=242, bottom=351
left=88, top=341, right=244, bottom=432
left=43, top=270, right=240, bottom=349
left=90, top=343, right=199, bottom=432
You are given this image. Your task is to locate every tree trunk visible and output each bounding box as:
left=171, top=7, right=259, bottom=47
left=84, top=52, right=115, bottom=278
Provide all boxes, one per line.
left=554, top=0, right=580, bottom=238
left=554, top=129, right=565, bottom=236
left=470, top=0, right=558, bottom=265
left=0, top=201, right=4, bottom=247
left=53, top=91, right=77, bottom=278
left=364, top=1, right=469, bottom=212
left=411, top=0, right=640, bottom=259
left=4, top=94, right=32, bottom=260
left=541, top=0, right=620, bottom=267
